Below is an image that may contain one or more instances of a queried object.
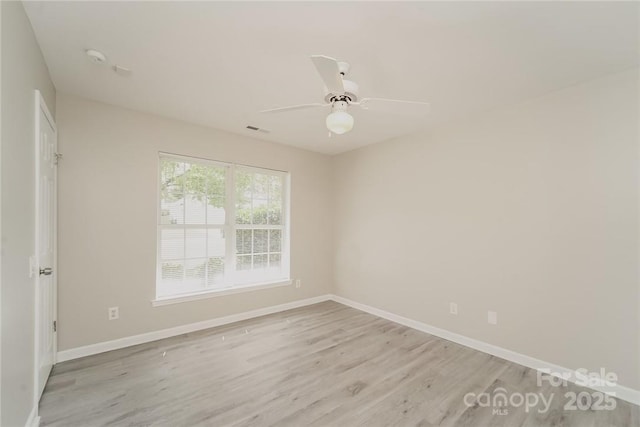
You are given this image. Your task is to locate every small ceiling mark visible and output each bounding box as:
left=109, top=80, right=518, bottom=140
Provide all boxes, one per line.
left=246, top=125, right=270, bottom=134
left=85, top=49, right=107, bottom=64
left=113, top=65, right=132, bottom=77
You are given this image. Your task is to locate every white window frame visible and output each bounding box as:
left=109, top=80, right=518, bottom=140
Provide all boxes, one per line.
left=153, top=152, right=291, bottom=306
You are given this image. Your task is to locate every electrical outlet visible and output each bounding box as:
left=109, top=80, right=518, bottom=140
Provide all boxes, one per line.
left=295, top=279, right=301, bottom=288
left=488, top=310, right=497, bottom=325
left=449, top=302, right=458, bottom=315
left=108, top=306, right=119, bottom=320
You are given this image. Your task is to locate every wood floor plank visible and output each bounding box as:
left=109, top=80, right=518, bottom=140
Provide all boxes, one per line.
left=39, top=301, right=639, bottom=426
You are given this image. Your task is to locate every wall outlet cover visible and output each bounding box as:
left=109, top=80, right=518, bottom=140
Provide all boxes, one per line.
left=108, top=307, right=119, bottom=320
left=449, top=302, right=458, bottom=315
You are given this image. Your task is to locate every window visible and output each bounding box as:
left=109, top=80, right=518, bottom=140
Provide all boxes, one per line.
left=157, top=153, right=289, bottom=300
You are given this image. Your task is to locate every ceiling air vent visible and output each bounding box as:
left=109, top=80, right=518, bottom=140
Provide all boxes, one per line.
left=246, top=125, right=270, bottom=134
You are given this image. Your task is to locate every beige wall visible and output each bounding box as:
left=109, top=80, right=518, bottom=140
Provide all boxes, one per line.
left=332, top=69, right=639, bottom=390
left=56, top=94, right=333, bottom=351
left=1, top=1, right=56, bottom=425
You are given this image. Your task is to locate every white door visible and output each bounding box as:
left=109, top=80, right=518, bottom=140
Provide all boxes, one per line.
left=35, top=91, right=57, bottom=400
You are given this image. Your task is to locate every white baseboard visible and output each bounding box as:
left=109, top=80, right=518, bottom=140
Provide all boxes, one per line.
left=57, top=294, right=331, bottom=362
left=329, top=294, right=640, bottom=407
left=25, top=405, right=39, bottom=427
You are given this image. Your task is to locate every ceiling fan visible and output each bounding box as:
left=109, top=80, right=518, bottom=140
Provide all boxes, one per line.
left=261, top=55, right=430, bottom=135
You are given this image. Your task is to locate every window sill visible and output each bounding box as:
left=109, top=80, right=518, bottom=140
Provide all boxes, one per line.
left=151, top=279, right=292, bottom=307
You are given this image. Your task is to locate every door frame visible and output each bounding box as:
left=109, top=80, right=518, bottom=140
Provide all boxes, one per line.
left=33, top=90, right=58, bottom=405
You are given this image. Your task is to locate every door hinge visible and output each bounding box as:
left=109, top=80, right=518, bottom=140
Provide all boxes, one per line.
left=54, top=152, right=63, bottom=165
left=53, top=320, right=57, bottom=332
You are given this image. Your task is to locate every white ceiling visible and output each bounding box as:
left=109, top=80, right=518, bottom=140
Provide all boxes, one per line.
left=24, top=1, right=639, bottom=155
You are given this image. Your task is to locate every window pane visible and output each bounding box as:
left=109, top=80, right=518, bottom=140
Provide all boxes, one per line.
left=182, top=163, right=208, bottom=195
left=185, top=194, right=206, bottom=224
left=236, top=229, right=252, bottom=254
left=207, top=195, right=225, bottom=224
left=207, top=257, right=225, bottom=287
left=159, top=261, right=184, bottom=296
left=269, top=230, right=281, bottom=252
left=160, top=196, right=184, bottom=225
left=206, top=167, right=226, bottom=198
left=185, top=229, right=207, bottom=258
left=253, top=254, right=268, bottom=270
left=208, top=229, right=225, bottom=258
left=269, top=253, right=281, bottom=270
left=185, top=259, right=207, bottom=292
left=236, top=199, right=251, bottom=225
left=161, top=261, right=184, bottom=282
left=185, top=259, right=207, bottom=288
left=161, top=159, right=183, bottom=180
left=161, top=229, right=184, bottom=260
left=235, top=170, right=252, bottom=202
left=237, top=255, right=252, bottom=271
left=160, top=159, right=184, bottom=224
left=253, top=173, right=269, bottom=199
left=268, top=175, right=283, bottom=225
left=268, top=200, right=282, bottom=225
left=252, top=199, right=268, bottom=225
left=269, top=175, right=282, bottom=200
left=253, top=230, right=268, bottom=253
left=180, top=259, right=207, bottom=293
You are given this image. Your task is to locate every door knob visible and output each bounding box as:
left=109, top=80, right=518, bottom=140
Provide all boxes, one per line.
left=39, top=267, right=53, bottom=276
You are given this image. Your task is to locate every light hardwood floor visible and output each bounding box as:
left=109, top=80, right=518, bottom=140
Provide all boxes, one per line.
left=40, top=301, right=639, bottom=426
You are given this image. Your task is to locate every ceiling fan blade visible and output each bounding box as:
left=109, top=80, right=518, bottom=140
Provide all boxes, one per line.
left=260, top=103, right=328, bottom=114
left=310, top=55, right=345, bottom=95
left=356, top=98, right=431, bottom=115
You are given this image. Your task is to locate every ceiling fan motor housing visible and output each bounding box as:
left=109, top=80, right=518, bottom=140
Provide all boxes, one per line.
left=332, top=100, right=349, bottom=112
left=324, top=79, right=359, bottom=103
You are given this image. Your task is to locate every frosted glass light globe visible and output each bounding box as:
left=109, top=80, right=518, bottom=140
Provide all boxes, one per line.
left=326, top=111, right=354, bottom=134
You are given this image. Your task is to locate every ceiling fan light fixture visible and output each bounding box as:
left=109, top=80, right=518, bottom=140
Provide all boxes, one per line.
left=326, top=101, right=354, bottom=134
left=326, top=110, right=354, bottom=135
